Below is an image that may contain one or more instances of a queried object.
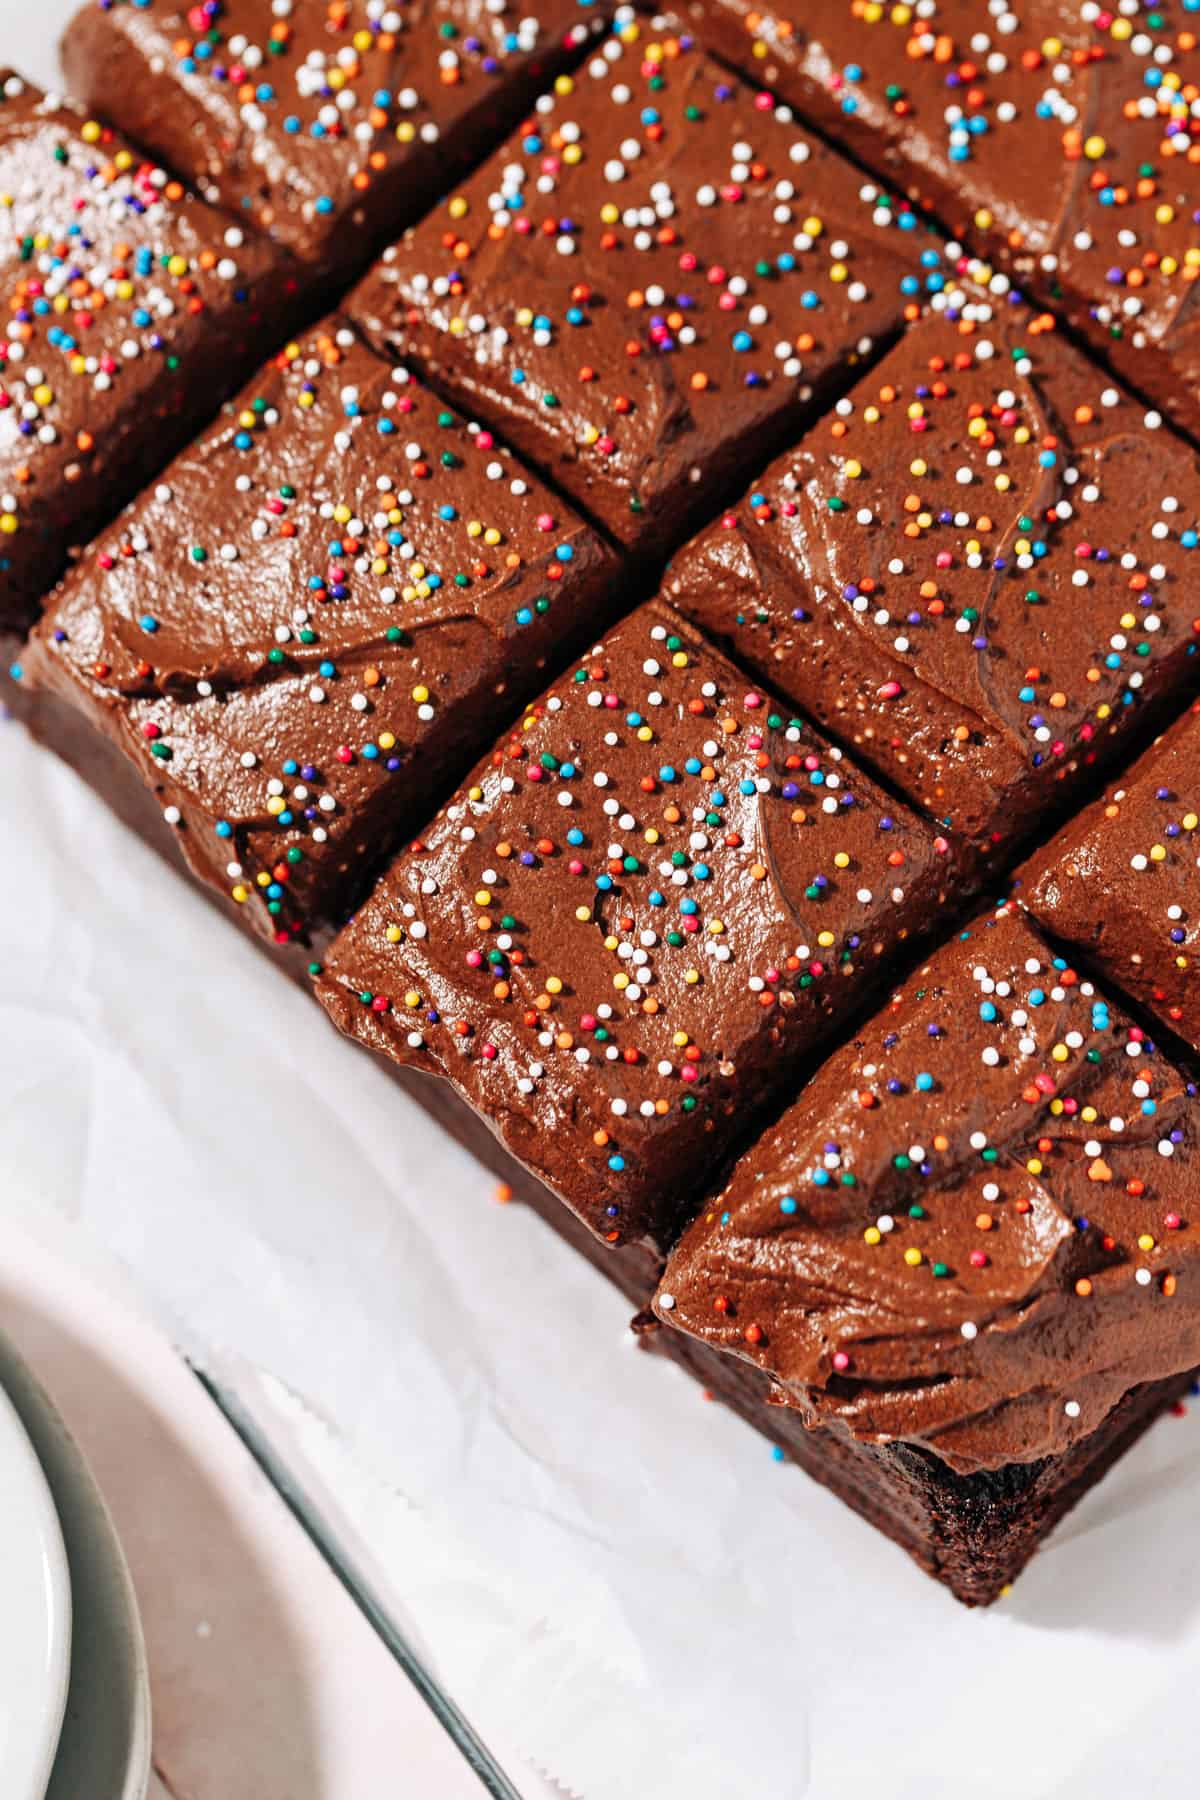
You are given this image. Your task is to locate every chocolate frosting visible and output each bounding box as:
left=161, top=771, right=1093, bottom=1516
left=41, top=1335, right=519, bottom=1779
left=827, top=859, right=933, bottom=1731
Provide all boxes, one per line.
left=1025, top=698, right=1200, bottom=1051
left=657, top=905, right=1200, bottom=1472
left=316, top=598, right=957, bottom=1247
left=665, top=303, right=1200, bottom=855
left=27, top=318, right=617, bottom=940
left=64, top=0, right=610, bottom=274
left=684, top=0, right=1200, bottom=441
left=348, top=12, right=948, bottom=552
left=0, top=69, right=287, bottom=630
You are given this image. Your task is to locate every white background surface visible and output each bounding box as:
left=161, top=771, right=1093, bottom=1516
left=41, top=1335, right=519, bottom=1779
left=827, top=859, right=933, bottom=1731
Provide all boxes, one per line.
left=8, top=5, right=1200, bottom=1795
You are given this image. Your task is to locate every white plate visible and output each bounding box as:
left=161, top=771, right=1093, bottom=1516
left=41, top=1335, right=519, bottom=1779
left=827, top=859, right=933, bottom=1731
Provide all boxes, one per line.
left=0, top=1335, right=151, bottom=1800
left=0, top=1376, right=71, bottom=1800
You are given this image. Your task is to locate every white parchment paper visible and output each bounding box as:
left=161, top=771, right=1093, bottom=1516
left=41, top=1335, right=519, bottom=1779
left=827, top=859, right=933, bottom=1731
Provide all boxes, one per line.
left=8, top=10, right=1200, bottom=1792
left=6, top=684, right=1200, bottom=1800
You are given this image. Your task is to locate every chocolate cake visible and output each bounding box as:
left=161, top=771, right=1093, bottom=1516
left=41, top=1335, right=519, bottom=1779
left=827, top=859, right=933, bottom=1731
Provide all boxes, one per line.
left=1024, top=699, right=1200, bottom=1052
left=681, top=0, right=1200, bottom=444
left=0, top=68, right=289, bottom=631
left=314, top=598, right=956, bottom=1248
left=7, top=0, right=1199, bottom=1614
left=655, top=903, right=1200, bottom=1601
left=61, top=0, right=610, bottom=281
left=664, top=302, right=1200, bottom=857
left=21, top=317, right=619, bottom=942
left=347, top=12, right=948, bottom=554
